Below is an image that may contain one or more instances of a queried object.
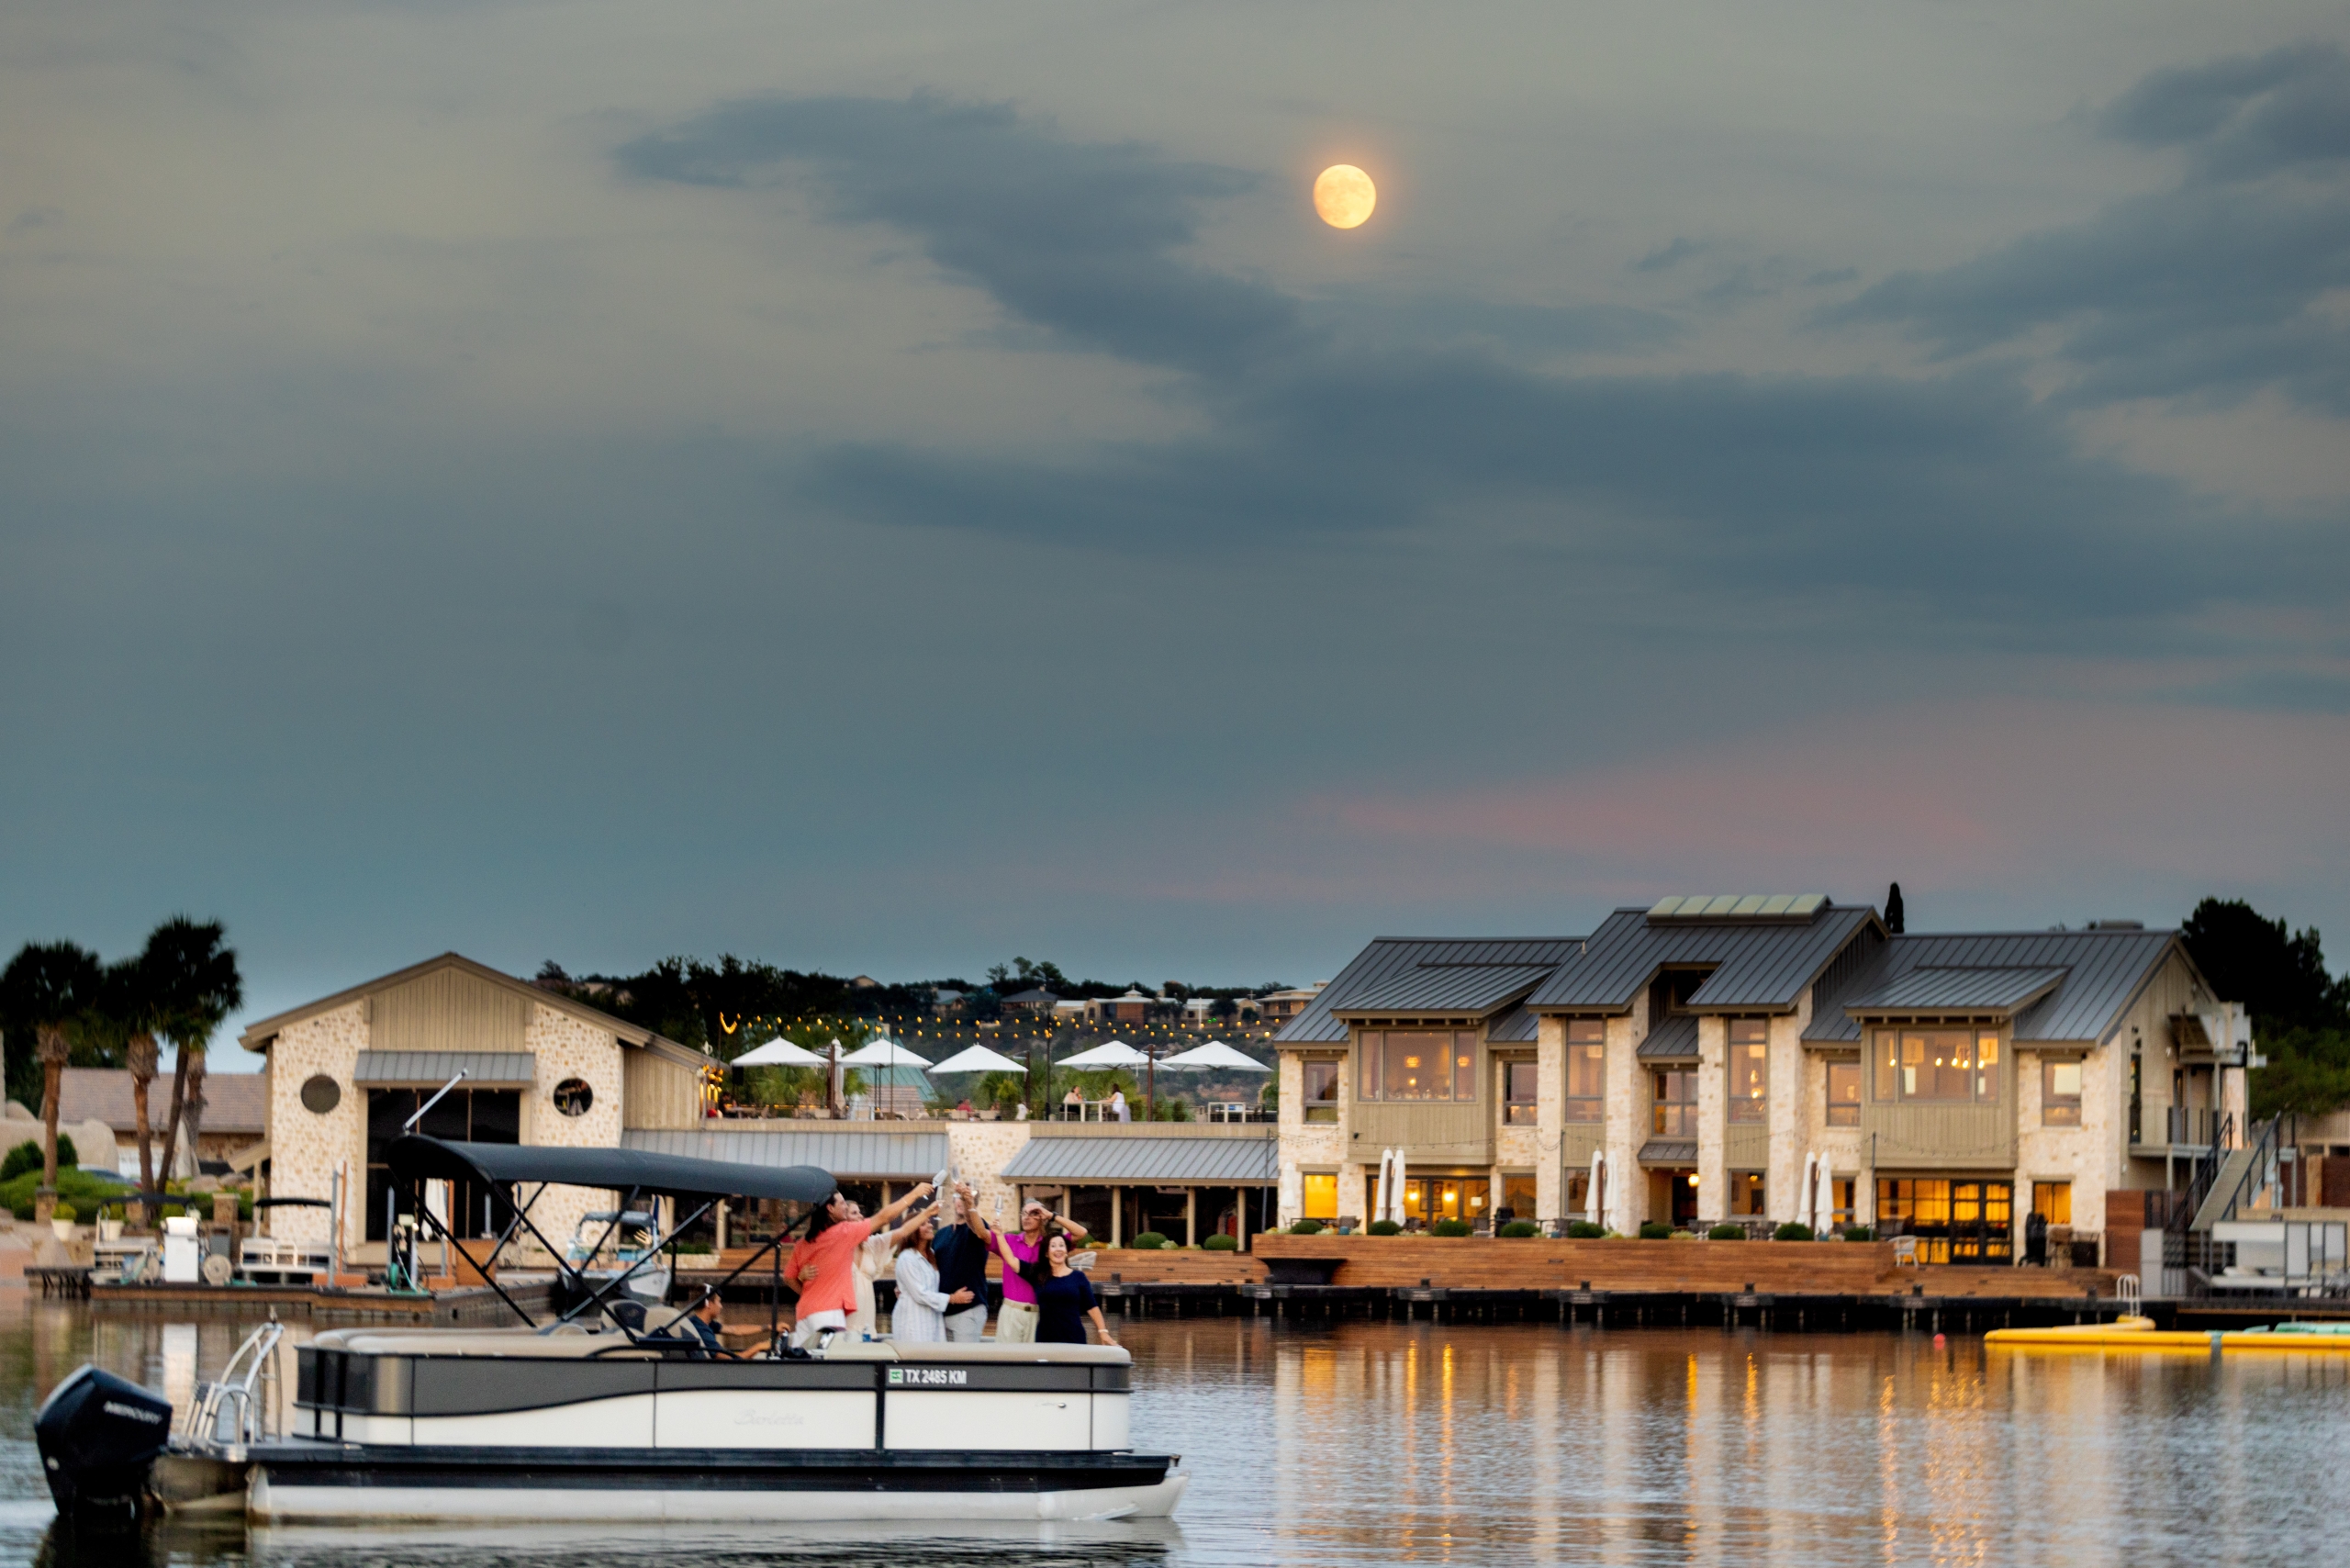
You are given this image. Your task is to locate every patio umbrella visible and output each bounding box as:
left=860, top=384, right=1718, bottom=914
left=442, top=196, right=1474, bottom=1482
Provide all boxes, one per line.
left=1798, top=1151, right=1818, bottom=1231
left=1586, top=1150, right=1605, bottom=1230
left=1155, top=1041, right=1271, bottom=1070
left=1058, top=1040, right=1151, bottom=1069
left=1814, top=1159, right=1837, bottom=1237
left=928, top=1043, right=1028, bottom=1074
left=838, top=1037, right=933, bottom=1068
left=732, top=1037, right=826, bottom=1067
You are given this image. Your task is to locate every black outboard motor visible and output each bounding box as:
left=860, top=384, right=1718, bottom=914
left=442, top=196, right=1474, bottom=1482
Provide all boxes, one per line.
left=34, top=1365, right=173, bottom=1519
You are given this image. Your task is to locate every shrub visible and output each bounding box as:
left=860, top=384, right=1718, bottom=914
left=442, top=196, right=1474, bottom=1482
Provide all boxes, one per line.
left=1707, top=1225, right=1746, bottom=1240
left=1285, top=1219, right=1324, bottom=1236
left=1130, top=1231, right=1170, bottom=1249
left=1202, top=1233, right=1239, bottom=1251
left=3, top=1165, right=123, bottom=1222
left=1366, top=1218, right=1403, bottom=1236
left=0, top=1135, right=77, bottom=1182
left=1497, top=1221, right=1540, bottom=1238
left=50, top=1202, right=77, bottom=1224
left=160, top=1204, right=185, bottom=1220
left=1774, top=1222, right=1815, bottom=1241
left=1638, top=1223, right=1673, bottom=1240
left=1840, top=1226, right=1874, bottom=1242
left=1430, top=1218, right=1473, bottom=1238
left=1565, top=1221, right=1606, bottom=1238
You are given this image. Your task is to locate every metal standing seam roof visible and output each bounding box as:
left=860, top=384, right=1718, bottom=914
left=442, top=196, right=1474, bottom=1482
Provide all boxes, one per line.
left=1634, top=1014, right=1702, bottom=1059
left=1844, top=966, right=2070, bottom=1014
left=1527, top=904, right=1880, bottom=1013
left=1332, top=963, right=1561, bottom=1016
left=1804, top=929, right=2187, bottom=1045
left=998, top=1135, right=1279, bottom=1184
left=1484, top=1003, right=1539, bottom=1044
left=1273, top=939, right=1585, bottom=1046
left=621, top=1126, right=949, bottom=1178
left=352, top=1051, right=537, bottom=1086
left=1639, top=1138, right=1697, bottom=1165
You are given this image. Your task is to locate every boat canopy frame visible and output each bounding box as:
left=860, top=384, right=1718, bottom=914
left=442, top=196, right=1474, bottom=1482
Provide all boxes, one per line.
left=386, top=1136, right=844, bottom=1346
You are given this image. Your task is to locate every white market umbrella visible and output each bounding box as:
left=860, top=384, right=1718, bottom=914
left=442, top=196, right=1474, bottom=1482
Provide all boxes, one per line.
left=1814, top=1159, right=1837, bottom=1236
left=839, top=1038, right=933, bottom=1069
left=929, top=1043, right=1028, bottom=1075
left=1586, top=1150, right=1605, bottom=1230
left=733, top=1037, right=826, bottom=1067
left=1798, top=1151, right=1819, bottom=1232
left=1156, top=1041, right=1271, bottom=1071
left=1058, top=1040, right=1151, bottom=1070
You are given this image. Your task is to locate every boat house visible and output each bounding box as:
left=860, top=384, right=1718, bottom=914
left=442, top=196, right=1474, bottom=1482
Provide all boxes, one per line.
left=1274, top=896, right=2250, bottom=1264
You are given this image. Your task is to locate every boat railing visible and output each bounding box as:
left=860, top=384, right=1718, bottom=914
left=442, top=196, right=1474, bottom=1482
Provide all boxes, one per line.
left=182, top=1318, right=285, bottom=1448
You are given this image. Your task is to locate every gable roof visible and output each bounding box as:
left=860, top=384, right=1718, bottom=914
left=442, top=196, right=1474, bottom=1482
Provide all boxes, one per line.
left=1275, top=939, right=1585, bottom=1045
left=1527, top=903, right=1880, bottom=1014
left=236, top=952, right=699, bottom=1065
left=60, top=1068, right=268, bottom=1135
left=1844, top=966, right=2069, bottom=1015
left=1334, top=962, right=1560, bottom=1017
left=1805, top=928, right=2191, bottom=1045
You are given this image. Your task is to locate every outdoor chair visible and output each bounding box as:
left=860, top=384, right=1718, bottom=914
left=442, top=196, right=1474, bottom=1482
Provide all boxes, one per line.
left=1892, top=1237, right=1919, bottom=1268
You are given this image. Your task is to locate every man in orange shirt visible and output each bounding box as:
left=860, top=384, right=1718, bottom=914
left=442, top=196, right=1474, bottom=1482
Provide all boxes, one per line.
left=787, top=1182, right=934, bottom=1349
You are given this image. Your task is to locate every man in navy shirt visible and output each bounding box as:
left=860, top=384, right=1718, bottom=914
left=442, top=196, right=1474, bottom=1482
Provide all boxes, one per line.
left=930, top=1182, right=994, bottom=1342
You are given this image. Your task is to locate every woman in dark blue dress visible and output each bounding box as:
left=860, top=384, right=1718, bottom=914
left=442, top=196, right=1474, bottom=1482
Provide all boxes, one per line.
left=990, top=1227, right=1116, bottom=1346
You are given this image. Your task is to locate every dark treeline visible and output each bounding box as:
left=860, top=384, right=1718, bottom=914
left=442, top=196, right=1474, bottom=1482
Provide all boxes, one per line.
left=2181, top=898, right=2350, bottom=1120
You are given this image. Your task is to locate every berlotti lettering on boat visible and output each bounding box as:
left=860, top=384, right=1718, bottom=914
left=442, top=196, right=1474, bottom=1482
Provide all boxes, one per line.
left=887, top=1367, right=968, bottom=1386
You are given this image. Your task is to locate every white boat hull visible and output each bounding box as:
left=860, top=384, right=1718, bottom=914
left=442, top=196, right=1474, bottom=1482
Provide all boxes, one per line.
left=251, top=1470, right=1187, bottom=1522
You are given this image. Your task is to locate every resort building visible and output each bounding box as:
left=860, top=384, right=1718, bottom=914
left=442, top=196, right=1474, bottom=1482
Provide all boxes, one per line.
left=1274, top=896, right=2250, bottom=1263
left=239, top=953, right=711, bottom=1260
left=58, top=1067, right=268, bottom=1178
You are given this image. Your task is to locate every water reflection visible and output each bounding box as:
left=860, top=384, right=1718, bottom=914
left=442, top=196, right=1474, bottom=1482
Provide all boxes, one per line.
left=4, top=1296, right=2347, bottom=1566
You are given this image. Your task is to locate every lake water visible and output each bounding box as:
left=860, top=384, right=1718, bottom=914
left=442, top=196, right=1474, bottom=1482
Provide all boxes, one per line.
left=4, top=1294, right=2346, bottom=1566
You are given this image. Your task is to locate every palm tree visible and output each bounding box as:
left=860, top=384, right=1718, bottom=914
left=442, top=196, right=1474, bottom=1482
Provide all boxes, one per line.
left=98, top=951, right=169, bottom=1197
left=2, top=942, right=104, bottom=1209
left=149, top=919, right=242, bottom=1185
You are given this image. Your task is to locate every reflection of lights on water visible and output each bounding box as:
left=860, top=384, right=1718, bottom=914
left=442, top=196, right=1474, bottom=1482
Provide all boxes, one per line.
left=161, top=1322, right=197, bottom=1416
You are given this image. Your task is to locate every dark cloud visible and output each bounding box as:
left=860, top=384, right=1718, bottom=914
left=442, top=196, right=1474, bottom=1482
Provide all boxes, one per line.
left=1633, top=236, right=1708, bottom=273
left=617, top=95, right=1301, bottom=376
left=625, top=91, right=2345, bottom=629
left=2100, top=41, right=2350, bottom=181
left=1825, top=45, right=2350, bottom=412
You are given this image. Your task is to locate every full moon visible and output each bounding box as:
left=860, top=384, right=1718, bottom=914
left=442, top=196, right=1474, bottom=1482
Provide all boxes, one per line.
left=1313, top=164, right=1376, bottom=230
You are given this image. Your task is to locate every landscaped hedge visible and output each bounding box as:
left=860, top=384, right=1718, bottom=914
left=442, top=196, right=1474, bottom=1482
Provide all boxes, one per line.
left=1497, top=1221, right=1540, bottom=1238
left=1366, top=1219, right=1403, bottom=1236
left=1130, top=1231, right=1171, bottom=1249
left=1638, top=1222, right=1673, bottom=1240
left=1430, top=1218, right=1473, bottom=1238
left=0, top=1137, right=77, bottom=1181
left=1707, top=1225, right=1746, bottom=1240
left=1774, top=1222, right=1815, bottom=1241
left=1565, top=1221, right=1606, bottom=1238
left=1202, top=1233, right=1239, bottom=1251
left=1286, top=1219, right=1325, bottom=1236
left=1840, top=1226, right=1874, bottom=1241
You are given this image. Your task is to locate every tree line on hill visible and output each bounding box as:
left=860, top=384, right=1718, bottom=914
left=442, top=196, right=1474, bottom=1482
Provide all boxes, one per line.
left=2180, top=898, right=2350, bottom=1120
left=0, top=919, right=242, bottom=1203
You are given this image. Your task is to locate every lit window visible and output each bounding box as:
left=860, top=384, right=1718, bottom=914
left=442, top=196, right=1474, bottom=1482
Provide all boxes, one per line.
left=1652, top=1068, right=1695, bottom=1137
left=1564, top=1020, right=1605, bottom=1123
left=1358, top=1030, right=1480, bottom=1103
left=1304, top=1059, right=1340, bottom=1124
left=2031, top=1181, right=2071, bottom=1226
left=1728, top=1019, right=1768, bottom=1123
left=2042, top=1059, right=2082, bottom=1126
left=1874, top=1029, right=2002, bottom=1103
left=1301, top=1173, right=1337, bottom=1219
left=1504, top=1060, right=1539, bottom=1125
left=1826, top=1060, right=1861, bottom=1126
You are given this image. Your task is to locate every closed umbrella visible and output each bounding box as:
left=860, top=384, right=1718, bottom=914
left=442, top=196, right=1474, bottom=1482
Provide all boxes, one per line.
left=733, top=1038, right=826, bottom=1067
left=1798, top=1151, right=1818, bottom=1232
left=1815, top=1159, right=1837, bottom=1238
left=929, top=1044, right=1028, bottom=1075
left=1586, top=1150, right=1606, bottom=1230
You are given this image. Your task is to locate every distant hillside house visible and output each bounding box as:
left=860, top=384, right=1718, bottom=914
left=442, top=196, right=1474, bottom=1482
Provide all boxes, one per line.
left=1257, top=985, right=1326, bottom=1025
left=238, top=953, right=711, bottom=1263
left=999, top=988, right=1059, bottom=1017
left=59, top=1068, right=267, bottom=1178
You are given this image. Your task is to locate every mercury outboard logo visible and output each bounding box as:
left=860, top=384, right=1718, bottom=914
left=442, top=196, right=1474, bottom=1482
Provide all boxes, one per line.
left=887, top=1368, right=967, bottom=1386
left=101, top=1401, right=164, bottom=1425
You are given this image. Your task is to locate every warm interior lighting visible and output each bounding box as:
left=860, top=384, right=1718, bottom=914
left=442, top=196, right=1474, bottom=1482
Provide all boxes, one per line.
left=1687, top=1173, right=1700, bottom=1186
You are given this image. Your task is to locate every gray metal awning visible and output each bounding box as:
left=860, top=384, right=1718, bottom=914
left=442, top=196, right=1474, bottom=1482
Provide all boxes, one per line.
left=1639, top=1138, right=1697, bottom=1165
left=621, top=1126, right=948, bottom=1179
left=353, top=1050, right=536, bottom=1087
left=1635, top=1014, right=1701, bottom=1059
left=1000, top=1134, right=1278, bottom=1185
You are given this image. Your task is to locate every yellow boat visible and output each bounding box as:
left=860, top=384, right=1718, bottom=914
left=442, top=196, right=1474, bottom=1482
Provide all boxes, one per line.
left=1986, top=1316, right=2350, bottom=1351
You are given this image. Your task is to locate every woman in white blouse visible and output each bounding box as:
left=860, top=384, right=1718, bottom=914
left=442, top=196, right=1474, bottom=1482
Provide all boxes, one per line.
left=890, top=1209, right=976, bottom=1343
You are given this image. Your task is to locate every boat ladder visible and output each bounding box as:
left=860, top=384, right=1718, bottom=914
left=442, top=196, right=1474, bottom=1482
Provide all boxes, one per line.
left=182, top=1318, right=285, bottom=1448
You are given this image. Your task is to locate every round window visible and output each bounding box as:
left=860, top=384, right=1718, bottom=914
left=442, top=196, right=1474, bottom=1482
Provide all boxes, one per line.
left=299, top=1075, right=341, bottom=1114
left=552, top=1078, right=594, bottom=1117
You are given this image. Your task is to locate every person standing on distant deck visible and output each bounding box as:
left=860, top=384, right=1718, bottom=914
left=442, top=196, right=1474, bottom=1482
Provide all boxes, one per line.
left=1109, top=1088, right=1130, bottom=1124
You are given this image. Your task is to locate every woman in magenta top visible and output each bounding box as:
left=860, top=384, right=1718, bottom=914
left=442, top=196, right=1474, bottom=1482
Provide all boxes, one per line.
left=992, top=1199, right=1091, bottom=1343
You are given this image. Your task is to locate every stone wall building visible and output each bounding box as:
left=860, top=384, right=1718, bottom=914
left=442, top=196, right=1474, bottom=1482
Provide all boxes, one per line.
left=1275, top=895, right=2250, bottom=1266
left=238, top=953, right=710, bottom=1262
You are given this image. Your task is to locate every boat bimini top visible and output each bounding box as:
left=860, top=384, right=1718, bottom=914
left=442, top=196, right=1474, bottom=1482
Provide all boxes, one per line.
left=385, top=1135, right=843, bottom=1339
